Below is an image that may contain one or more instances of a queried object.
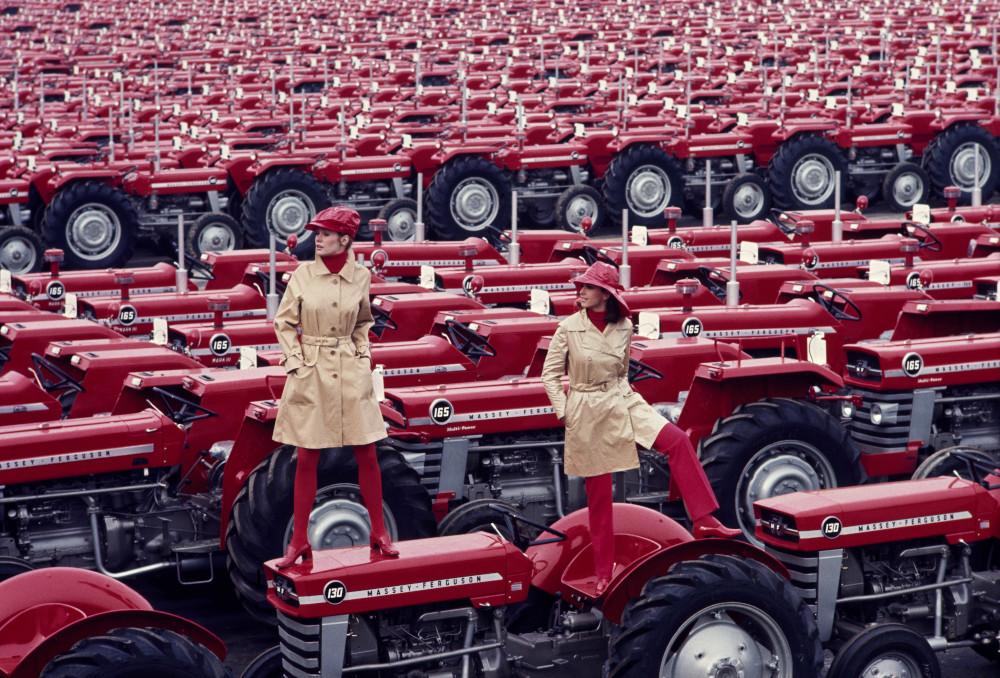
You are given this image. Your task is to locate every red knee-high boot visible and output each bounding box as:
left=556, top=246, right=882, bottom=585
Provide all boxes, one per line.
left=354, top=443, right=399, bottom=558
left=652, top=424, right=740, bottom=539
left=275, top=447, right=320, bottom=568
left=585, top=474, right=615, bottom=595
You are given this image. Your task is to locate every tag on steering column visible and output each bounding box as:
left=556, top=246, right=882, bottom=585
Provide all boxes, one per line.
left=807, top=331, right=828, bottom=366
left=419, top=265, right=436, bottom=290
left=152, top=318, right=168, bottom=345
left=373, top=363, right=386, bottom=401
left=637, top=311, right=660, bottom=339
left=239, top=346, right=257, bottom=370
left=63, top=293, right=78, bottom=318
left=631, top=225, right=648, bottom=246
left=869, top=260, right=892, bottom=286
left=739, top=241, right=759, bottom=264
left=911, top=204, right=930, bottom=225
left=0, top=269, right=9, bottom=293
left=529, top=288, right=550, bottom=315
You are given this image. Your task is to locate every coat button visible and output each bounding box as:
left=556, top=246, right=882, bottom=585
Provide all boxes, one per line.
left=332, top=301, right=338, bottom=307
left=332, top=374, right=338, bottom=379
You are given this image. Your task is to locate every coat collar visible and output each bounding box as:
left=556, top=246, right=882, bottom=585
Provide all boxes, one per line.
left=310, top=250, right=358, bottom=283
left=565, top=308, right=629, bottom=335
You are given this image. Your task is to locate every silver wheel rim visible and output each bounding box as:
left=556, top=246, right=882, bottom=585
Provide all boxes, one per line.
left=386, top=206, right=417, bottom=241
left=282, top=483, right=398, bottom=550
left=950, top=141, right=991, bottom=190
left=659, top=602, right=794, bottom=678
left=564, top=193, right=599, bottom=232
left=450, top=177, right=498, bottom=232
left=892, top=171, right=925, bottom=207
left=66, top=202, right=122, bottom=262
left=267, top=189, right=315, bottom=240
left=790, top=153, right=836, bottom=206
left=0, top=234, right=37, bottom=273
left=626, top=164, right=671, bottom=217
left=197, top=222, right=237, bottom=253
left=859, top=653, right=921, bottom=678
left=732, top=181, right=765, bottom=219
left=736, top=440, right=836, bottom=545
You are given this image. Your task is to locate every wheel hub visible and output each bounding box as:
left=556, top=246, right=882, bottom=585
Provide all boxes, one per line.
left=859, top=653, right=919, bottom=678
left=565, top=194, right=598, bottom=231
left=951, top=142, right=990, bottom=189
left=669, top=618, right=767, bottom=677
left=626, top=165, right=670, bottom=216
left=791, top=154, right=835, bottom=205
left=269, top=191, right=314, bottom=238
left=892, top=172, right=923, bottom=205
left=0, top=236, right=35, bottom=273
left=198, top=223, right=235, bottom=252
left=451, top=178, right=498, bottom=231
left=67, top=203, right=121, bottom=260
left=386, top=208, right=416, bottom=241
left=733, top=183, right=764, bottom=218
left=284, top=484, right=398, bottom=551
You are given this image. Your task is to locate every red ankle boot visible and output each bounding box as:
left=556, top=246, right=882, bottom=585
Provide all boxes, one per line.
left=275, top=541, right=313, bottom=569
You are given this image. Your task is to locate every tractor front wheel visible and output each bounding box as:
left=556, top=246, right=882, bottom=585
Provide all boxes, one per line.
left=0, top=225, right=43, bottom=273
left=186, top=213, right=244, bottom=258
left=828, top=624, right=941, bottom=678
left=606, top=554, right=823, bottom=678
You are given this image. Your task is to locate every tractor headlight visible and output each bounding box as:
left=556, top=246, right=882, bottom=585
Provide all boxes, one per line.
left=870, top=404, right=882, bottom=425
left=869, top=402, right=898, bottom=426
left=272, top=574, right=298, bottom=604
left=840, top=401, right=855, bottom=419
left=208, top=440, right=235, bottom=462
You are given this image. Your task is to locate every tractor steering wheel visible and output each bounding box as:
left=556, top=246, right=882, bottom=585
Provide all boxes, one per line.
left=480, top=225, right=510, bottom=252
left=767, top=208, right=798, bottom=235
left=812, top=284, right=863, bottom=321
left=697, top=266, right=730, bottom=301
left=180, top=253, right=216, bottom=281
left=444, top=319, right=497, bottom=360
left=901, top=222, right=943, bottom=252
left=489, top=503, right=567, bottom=550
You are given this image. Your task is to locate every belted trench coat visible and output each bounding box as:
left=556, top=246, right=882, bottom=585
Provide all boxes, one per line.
left=272, top=253, right=386, bottom=449
left=541, top=310, right=667, bottom=477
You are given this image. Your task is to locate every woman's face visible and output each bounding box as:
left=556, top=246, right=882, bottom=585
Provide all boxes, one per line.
left=577, top=283, right=610, bottom=310
left=314, top=227, right=351, bottom=257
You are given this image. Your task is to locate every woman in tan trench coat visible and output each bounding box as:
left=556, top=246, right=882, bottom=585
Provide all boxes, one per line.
left=541, top=262, right=737, bottom=595
left=272, top=206, right=397, bottom=567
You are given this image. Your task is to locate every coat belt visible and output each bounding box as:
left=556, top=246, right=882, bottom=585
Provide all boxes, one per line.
left=570, top=381, right=612, bottom=392
left=300, top=334, right=352, bottom=347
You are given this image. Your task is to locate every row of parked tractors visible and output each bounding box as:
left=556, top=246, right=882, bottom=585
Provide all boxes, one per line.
left=4, top=0, right=1000, bottom=275
left=1, top=190, right=1000, bottom=676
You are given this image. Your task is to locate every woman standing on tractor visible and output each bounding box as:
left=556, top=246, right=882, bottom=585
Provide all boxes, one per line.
left=541, top=262, right=738, bottom=594
left=271, top=205, right=398, bottom=568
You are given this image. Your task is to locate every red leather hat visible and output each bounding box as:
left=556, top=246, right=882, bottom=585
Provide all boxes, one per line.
left=305, top=206, right=361, bottom=238
left=573, top=261, right=630, bottom=315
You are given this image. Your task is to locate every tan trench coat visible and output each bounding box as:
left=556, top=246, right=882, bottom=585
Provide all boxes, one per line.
left=541, top=310, right=667, bottom=477
left=272, top=254, right=386, bottom=449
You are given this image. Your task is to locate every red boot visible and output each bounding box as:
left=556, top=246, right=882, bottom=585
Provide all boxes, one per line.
left=275, top=447, right=319, bottom=569
left=586, top=474, right=614, bottom=595
left=652, top=424, right=739, bottom=539
left=354, top=444, right=399, bottom=558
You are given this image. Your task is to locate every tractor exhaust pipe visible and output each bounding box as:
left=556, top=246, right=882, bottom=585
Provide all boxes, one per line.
left=703, top=158, right=713, bottom=228
left=727, top=220, right=739, bottom=307
left=620, top=209, right=631, bottom=288
left=176, top=215, right=188, bottom=293
left=415, top=173, right=426, bottom=241
left=266, top=233, right=279, bottom=321
left=972, top=144, right=983, bottom=207
left=508, top=190, right=520, bottom=265
left=832, top=170, right=843, bottom=242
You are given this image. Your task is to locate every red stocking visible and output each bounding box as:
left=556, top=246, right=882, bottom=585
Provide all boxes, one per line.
left=354, top=443, right=398, bottom=557
left=275, top=447, right=320, bottom=569
left=585, top=474, right=614, bottom=591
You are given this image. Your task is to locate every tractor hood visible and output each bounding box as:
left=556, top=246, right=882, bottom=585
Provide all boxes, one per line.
left=265, top=532, right=532, bottom=620
left=843, top=332, right=1000, bottom=390
left=754, top=477, right=991, bottom=551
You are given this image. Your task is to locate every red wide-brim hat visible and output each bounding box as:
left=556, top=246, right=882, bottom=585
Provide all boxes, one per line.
left=573, top=261, right=630, bottom=315
left=305, top=205, right=361, bottom=238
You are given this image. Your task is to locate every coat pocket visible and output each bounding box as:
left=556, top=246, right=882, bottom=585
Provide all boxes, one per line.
left=301, top=343, right=320, bottom=367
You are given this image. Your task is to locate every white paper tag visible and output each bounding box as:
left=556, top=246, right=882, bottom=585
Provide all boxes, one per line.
left=869, top=260, right=892, bottom=286
left=372, top=364, right=386, bottom=401
left=631, top=225, right=648, bottom=247
left=739, top=241, right=759, bottom=264
left=0, top=269, right=10, bottom=293
left=912, top=204, right=931, bottom=225
left=807, top=331, right=828, bottom=365
left=152, top=317, right=168, bottom=345
left=63, top=293, right=78, bottom=318
left=637, top=312, right=660, bottom=340
left=239, top=346, right=257, bottom=369
left=419, top=265, right=436, bottom=290
left=529, top=288, right=550, bottom=315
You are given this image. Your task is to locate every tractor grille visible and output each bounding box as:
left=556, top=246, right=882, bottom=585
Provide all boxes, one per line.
left=765, top=544, right=820, bottom=609
left=400, top=448, right=443, bottom=494
left=846, top=387, right=914, bottom=455
left=278, top=611, right=322, bottom=677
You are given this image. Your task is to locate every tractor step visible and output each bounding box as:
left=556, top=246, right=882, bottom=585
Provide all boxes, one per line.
left=171, top=538, right=219, bottom=555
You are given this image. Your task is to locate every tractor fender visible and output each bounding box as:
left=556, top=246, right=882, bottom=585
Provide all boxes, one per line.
left=434, top=145, right=505, bottom=166
left=600, top=539, right=789, bottom=625
left=937, top=113, right=990, bottom=131
left=246, top=156, right=316, bottom=181
left=39, top=171, right=120, bottom=205
left=10, top=610, right=226, bottom=678
left=222, top=156, right=257, bottom=195
left=676, top=358, right=844, bottom=447
left=770, top=122, right=838, bottom=144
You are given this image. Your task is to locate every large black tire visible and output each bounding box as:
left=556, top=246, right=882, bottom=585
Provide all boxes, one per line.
left=41, top=627, right=229, bottom=678
left=438, top=498, right=518, bottom=540
left=554, top=184, right=605, bottom=233
left=828, top=623, right=940, bottom=678
left=881, top=162, right=930, bottom=212
left=41, top=180, right=137, bottom=269
left=186, top=213, right=244, bottom=258
left=0, top=225, right=44, bottom=273
left=0, top=556, right=32, bottom=582
left=239, top=646, right=282, bottom=678
left=722, top=173, right=771, bottom=223
left=226, top=445, right=436, bottom=623
left=602, top=143, right=684, bottom=228
left=606, top=554, right=823, bottom=678
left=768, top=134, right=848, bottom=210
left=923, top=122, right=1000, bottom=203
left=375, top=197, right=418, bottom=241
left=240, top=168, right=329, bottom=248
left=426, top=155, right=511, bottom=239
left=701, top=398, right=863, bottom=544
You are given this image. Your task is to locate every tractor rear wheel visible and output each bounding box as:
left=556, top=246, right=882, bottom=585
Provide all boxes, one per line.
left=768, top=134, right=848, bottom=210
left=602, top=144, right=684, bottom=227
left=225, top=444, right=435, bottom=623
left=923, top=123, right=1000, bottom=203
left=41, top=180, right=137, bottom=269
left=701, top=398, right=862, bottom=545
left=606, top=554, right=822, bottom=678
left=0, top=225, right=43, bottom=273
left=241, top=168, right=329, bottom=248
left=426, top=155, right=511, bottom=239
left=41, top=627, right=228, bottom=678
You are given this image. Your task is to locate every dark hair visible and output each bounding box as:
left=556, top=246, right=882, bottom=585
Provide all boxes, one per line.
left=605, top=296, right=622, bottom=323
